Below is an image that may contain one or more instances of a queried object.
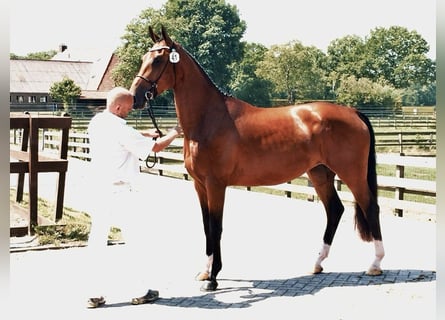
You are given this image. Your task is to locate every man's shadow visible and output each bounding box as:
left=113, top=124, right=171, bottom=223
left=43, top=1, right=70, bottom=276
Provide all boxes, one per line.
left=105, top=269, right=435, bottom=309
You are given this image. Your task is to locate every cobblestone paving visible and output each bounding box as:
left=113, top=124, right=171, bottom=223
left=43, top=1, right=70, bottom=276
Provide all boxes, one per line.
left=154, top=270, right=436, bottom=309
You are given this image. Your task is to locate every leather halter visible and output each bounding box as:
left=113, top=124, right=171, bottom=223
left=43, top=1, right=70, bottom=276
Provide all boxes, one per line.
left=134, top=45, right=176, bottom=101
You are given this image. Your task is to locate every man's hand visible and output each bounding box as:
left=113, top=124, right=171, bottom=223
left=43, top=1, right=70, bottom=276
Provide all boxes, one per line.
left=141, top=128, right=161, bottom=138
left=170, top=125, right=183, bottom=136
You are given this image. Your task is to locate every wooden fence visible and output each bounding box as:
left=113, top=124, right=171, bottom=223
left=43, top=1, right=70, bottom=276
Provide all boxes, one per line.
left=10, top=114, right=71, bottom=235
left=9, top=129, right=436, bottom=218
left=373, top=130, right=436, bottom=154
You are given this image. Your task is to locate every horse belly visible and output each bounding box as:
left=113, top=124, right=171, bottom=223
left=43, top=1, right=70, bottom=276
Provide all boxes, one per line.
left=229, top=126, right=321, bottom=186
left=229, top=151, right=312, bottom=187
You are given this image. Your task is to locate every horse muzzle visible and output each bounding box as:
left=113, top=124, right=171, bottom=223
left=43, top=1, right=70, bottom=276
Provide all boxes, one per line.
left=131, top=76, right=158, bottom=109
left=131, top=94, right=142, bottom=110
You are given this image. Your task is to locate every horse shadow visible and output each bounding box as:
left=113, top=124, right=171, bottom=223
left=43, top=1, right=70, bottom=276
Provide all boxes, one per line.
left=153, top=269, right=436, bottom=309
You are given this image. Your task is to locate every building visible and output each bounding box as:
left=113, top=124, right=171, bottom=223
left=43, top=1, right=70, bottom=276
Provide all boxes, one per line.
left=10, top=45, right=118, bottom=111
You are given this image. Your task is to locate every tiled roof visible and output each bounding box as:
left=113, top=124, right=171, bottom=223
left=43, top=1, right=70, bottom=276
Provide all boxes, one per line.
left=10, top=54, right=116, bottom=94
left=10, top=59, right=92, bottom=93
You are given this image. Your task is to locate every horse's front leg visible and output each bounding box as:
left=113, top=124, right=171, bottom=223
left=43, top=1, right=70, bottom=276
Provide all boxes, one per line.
left=194, top=180, right=213, bottom=281
left=195, top=204, right=214, bottom=281
left=199, top=182, right=226, bottom=292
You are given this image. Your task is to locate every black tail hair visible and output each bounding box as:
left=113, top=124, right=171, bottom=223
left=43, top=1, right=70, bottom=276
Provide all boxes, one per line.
left=354, top=111, right=379, bottom=242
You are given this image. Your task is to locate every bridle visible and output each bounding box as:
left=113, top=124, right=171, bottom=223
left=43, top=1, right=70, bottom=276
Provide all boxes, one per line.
left=133, top=44, right=179, bottom=168
left=134, top=45, right=178, bottom=101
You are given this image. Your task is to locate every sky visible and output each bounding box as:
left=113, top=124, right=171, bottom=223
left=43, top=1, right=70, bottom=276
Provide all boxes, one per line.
left=9, top=0, right=436, bottom=60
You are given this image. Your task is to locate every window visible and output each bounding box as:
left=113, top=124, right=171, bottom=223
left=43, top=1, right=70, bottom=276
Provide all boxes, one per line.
left=17, top=96, right=24, bottom=103
left=39, top=96, right=47, bottom=103
left=28, top=96, right=36, bottom=103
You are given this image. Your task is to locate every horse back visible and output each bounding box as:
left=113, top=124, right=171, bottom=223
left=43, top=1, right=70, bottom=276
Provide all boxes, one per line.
left=226, top=100, right=367, bottom=145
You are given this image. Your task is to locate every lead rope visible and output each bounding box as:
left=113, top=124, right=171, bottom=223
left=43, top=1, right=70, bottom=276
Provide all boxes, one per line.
left=137, top=45, right=179, bottom=168
left=144, top=98, right=164, bottom=168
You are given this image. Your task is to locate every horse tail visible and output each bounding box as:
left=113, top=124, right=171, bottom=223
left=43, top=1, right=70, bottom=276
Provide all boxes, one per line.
left=354, top=111, right=378, bottom=242
left=357, top=111, right=378, bottom=198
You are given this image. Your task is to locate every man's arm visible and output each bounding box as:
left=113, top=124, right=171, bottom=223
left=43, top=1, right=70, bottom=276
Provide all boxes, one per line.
left=151, top=126, right=183, bottom=153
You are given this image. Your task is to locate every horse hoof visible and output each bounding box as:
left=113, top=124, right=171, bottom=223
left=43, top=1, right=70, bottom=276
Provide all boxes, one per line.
left=366, top=266, right=383, bottom=276
left=313, top=265, right=323, bottom=274
left=195, top=271, right=210, bottom=281
left=200, top=280, right=218, bottom=292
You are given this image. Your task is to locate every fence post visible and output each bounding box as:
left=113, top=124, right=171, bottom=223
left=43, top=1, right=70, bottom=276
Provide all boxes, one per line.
left=307, top=179, right=314, bottom=201
left=335, top=179, right=342, bottom=192
left=28, top=116, right=39, bottom=231
left=41, top=128, right=46, bottom=151
left=394, top=161, right=405, bottom=217
left=398, top=132, right=404, bottom=155
left=16, top=126, right=29, bottom=203
left=285, top=181, right=292, bottom=198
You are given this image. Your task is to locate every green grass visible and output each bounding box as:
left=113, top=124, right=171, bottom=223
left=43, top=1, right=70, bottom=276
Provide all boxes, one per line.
left=377, top=164, right=435, bottom=180
left=376, top=164, right=435, bottom=204
left=10, top=189, right=122, bottom=246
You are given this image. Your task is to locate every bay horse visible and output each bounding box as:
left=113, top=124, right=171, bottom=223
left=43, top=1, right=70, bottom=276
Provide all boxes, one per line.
left=130, top=26, right=384, bottom=291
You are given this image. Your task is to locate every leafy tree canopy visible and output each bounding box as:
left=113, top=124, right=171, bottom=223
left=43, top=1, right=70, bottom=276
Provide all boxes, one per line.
left=10, top=50, right=57, bottom=60
left=362, top=26, right=435, bottom=88
left=229, top=42, right=273, bottom=106
left=336, top=76, right=402, bottom=110
left=257, top=41, right=328, bottom=104
left=112, top=0, right=246, bottom=94
left=49, top=76, right=82, bottom=109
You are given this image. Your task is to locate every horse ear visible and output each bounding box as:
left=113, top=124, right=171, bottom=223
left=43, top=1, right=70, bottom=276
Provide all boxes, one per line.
left=161, top=25, right=173, bottom=47
left=149, top=26, right=161, bottom=43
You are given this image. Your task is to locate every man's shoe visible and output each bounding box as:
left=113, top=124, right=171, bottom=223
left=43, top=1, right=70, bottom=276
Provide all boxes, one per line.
left=131, top=289, right=159, bottom=305
left=87, top=296, right=106, bottom=308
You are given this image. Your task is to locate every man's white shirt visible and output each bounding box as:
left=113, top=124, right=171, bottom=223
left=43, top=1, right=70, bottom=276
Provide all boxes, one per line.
left=87, top=110, right=155, bottom=186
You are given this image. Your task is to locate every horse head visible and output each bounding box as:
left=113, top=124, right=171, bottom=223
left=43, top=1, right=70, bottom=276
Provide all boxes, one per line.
left=130, top=26, right=179, bottom=109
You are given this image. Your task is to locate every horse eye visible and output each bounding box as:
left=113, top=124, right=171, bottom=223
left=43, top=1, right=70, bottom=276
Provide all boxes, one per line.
left=153, top=56, right=161, bottom=65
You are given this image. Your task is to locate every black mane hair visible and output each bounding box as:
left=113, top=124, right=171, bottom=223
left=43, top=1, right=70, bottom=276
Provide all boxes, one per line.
left=177, top=43, right=231, bottom=98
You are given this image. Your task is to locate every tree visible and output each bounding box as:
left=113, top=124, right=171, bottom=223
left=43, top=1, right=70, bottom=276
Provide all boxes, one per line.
left=326, top=35, right=366, bottom=95
left=230, top=42, right=273, bottom=106
left=49, top=77, right=82, bottom=110
left=257, top=41, right=328, bottom=104
left=325, top=26, right=436, bottom=106
left=112, top=8, right=167, bottom=89
left=296, top=46, right=329, bottom=100
left=362, top=26, right=435, bottom=89
left=336, top=76, right=402, bottom=110
left=402, top=82, right=436, bottom=106
left=163, top=0, right=246, bottom=91
left=10, top=50, right=57, bottom=60
left=112, top=0, right=246, bottom=94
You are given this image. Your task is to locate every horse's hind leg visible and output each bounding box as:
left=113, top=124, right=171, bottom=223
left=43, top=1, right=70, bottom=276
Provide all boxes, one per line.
left=350, top=184, right=384, bottom=275
left=335, top=169, right=384, bottom=275
left=307, top=165, right=344, bottom=274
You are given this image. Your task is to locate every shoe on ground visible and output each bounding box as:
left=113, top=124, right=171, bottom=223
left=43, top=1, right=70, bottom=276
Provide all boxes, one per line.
left=131, top=289, right=159, bottom=305
left=87, top=296, right=106, bottom=308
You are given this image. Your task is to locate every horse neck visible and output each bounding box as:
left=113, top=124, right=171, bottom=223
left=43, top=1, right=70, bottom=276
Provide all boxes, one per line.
left=173, top=50, right=227, bottom=135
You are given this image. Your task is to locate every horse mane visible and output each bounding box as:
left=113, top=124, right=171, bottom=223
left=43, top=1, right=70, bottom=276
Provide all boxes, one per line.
left=177, top=43, right=231, bottom=98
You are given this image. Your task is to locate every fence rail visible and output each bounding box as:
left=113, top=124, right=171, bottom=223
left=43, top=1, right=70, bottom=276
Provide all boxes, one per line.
left=9, top=126, right=436, bottom=158
left=373, top=130, right=436, bottom=154
left=10, top=129, right=436, bottom=218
